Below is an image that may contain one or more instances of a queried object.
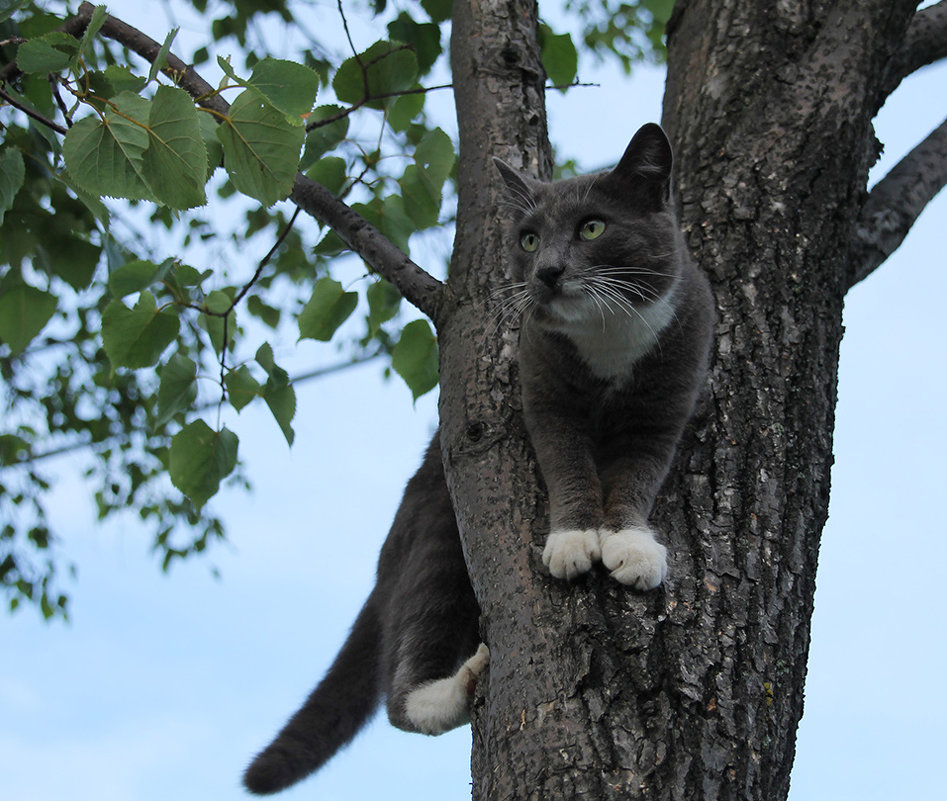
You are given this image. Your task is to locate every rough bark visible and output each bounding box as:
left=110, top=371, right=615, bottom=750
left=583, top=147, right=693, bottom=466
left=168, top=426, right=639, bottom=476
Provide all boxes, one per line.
left=444, top=1, right=933, bottom=800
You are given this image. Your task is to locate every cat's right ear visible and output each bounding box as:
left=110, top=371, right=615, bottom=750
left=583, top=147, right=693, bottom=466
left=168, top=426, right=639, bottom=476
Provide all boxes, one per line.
left=493, top=158, right=539, bottom=213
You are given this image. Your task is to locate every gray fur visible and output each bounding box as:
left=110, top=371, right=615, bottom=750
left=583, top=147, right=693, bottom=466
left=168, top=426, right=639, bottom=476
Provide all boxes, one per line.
left=496, top=123, right=714, bottom=581
left=242, top=124, right=713, bottom=795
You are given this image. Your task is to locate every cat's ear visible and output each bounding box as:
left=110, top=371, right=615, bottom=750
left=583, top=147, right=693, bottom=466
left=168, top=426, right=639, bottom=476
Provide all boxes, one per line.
left=603, top=123, right=673, bottom=207
left=493, top=158, right=540, bottom=213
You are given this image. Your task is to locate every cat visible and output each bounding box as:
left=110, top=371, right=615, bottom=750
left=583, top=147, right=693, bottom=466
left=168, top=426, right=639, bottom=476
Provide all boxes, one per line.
left=242, top=122, right=713, bottom=795
left=495, top=122, right=714, bottom=588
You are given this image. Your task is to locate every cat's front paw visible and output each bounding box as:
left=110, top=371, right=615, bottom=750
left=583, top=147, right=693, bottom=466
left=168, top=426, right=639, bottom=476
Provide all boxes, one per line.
left=543, top=528, right=601, bottom=580
left=600, top=526, right=668, bottom=590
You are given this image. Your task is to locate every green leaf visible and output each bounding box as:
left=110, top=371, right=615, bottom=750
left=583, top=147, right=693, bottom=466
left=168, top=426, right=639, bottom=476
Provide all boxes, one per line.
left=0, top=148, right=25, bottom=225
left=0, top=434, right=30, bottom=466
left=391, top=319, right=438, bottom=399
left=63, top=92, right=153, bottom=201
left=333, top=41, right=419, bottom=109
left=312, top=229, right=346, bottom=257
left=224, top=365, right=262, bottom=411
left=263, top=380, right=296, bottom=446
left=415, top=127, right=454, bottom=185
left=148, top=28, right=178, bottom=84
left=399, top=127, right=454, bottom=229
left=55, top=171, right=110, bottom=226
left=0, top=284, right=57, bottom=355
left=254, top=344, right=295, bottom=445
left=108, top=259, right=172, bottom=298
left=642, top=0, right=675, bottom=24
left=420, top=0, right=452, bottom=24
left=103, top=64, right=146, bottom=95
left=539, top=25, right=578, bottom=89
left=387, top=13, right=442, bottom=74
left=300, top=105, right=349, bottom=168
left=216, top=89, right=305, bottom=206
left=169, top=420, right=238, bottom=508
left=205, top=289, right=232, bottom=315
left=370, top=194, right=415, bottom=252
left=298, top=277, right=358, bottom=342
left=216, top=55, right=244, bottom=85
left=254, top=342, right=280, bottom=375
left=0, top=1, right=32, bottom=24
left=38, top=236, right=100, bottom=291
left=199, top=289, right=234, bottom=354
left=101, top=292, right=180, bottom=369
left=246, top=295, right=281, bottom=328
left=77, top=5, right=107, bottom=62
left=305, top=156, right=347, bottom=195
left=16, top=33, right=77, bottom=74
left=141, top=85, right=208, bottom=209
left=387, top=92, right=424, bottom=132
left=248, top=58, right=319, bottom=120
left=399, top=164, right=440, bottom=229
left=198, top=110, right=224, bottom=177
left=367, top=278, right=401, bottom=336
left=155, top=353, right=197, bottom=426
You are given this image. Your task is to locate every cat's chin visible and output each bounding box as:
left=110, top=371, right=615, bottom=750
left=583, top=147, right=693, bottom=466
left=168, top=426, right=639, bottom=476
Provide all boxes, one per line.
left=534, top=297, right=596, bottom=329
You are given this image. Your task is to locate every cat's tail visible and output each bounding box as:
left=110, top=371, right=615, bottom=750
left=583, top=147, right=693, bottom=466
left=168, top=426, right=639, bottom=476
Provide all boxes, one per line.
left=243, top=594, right=382, bottom=795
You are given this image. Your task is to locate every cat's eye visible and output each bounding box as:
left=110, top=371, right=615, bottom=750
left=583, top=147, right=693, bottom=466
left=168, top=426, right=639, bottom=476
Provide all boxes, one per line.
left=520, top=232, right=540, bottom=252
left=579, top=219, right=606, bottom=241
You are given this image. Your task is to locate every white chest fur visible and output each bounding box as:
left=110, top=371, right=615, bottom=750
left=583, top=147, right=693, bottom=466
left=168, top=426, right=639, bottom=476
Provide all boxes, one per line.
left=557, top=287, right=679, bottom=382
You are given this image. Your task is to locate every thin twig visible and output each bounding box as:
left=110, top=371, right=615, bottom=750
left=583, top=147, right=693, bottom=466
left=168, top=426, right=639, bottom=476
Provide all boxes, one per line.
left=0, top=85, right=68, bottom=134
left=6, top=350, right=388, bottom=467
left=306, top=83, right=453, bottom=132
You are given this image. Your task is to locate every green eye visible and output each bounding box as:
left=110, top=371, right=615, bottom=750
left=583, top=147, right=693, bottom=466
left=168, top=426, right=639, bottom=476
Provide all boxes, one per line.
left=520, top=232, right=539, bottom=252
left=579, top=219, right=606, bottom=241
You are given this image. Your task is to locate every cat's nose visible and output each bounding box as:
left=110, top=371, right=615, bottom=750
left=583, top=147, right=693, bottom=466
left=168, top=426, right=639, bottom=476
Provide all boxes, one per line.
left=536, top=264, right=564, bottom=289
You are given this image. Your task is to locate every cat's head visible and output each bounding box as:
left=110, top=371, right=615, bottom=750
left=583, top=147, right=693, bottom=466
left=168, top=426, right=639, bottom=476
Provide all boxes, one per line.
left=494, top=123, right=684, bottom=327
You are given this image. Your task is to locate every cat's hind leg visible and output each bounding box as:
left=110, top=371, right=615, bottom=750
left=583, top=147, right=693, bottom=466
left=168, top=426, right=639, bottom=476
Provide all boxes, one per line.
left=402, top=643, right=490, bottom=735
left=381, top=528, right=483, bottom=735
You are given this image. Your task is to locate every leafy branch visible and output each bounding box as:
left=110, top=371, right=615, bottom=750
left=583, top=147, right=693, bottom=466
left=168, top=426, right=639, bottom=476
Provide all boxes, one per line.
left=0, top=0, right=465, bottom=618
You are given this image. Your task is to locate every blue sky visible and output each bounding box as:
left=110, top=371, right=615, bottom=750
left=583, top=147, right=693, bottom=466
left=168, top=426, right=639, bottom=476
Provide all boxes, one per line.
left=2, top=4, right=946, bottom=800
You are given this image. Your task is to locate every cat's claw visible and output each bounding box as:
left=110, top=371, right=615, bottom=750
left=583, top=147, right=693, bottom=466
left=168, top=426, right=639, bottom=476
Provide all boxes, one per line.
left=600, top=527, right=668, bottom=589
left=543, top=528, right=601, bottom=580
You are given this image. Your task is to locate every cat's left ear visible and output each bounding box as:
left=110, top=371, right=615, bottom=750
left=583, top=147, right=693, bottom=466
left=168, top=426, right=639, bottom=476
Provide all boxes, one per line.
left=602, top=123, right=673, bottom=208
left=493, top=158, right=541, bottom=213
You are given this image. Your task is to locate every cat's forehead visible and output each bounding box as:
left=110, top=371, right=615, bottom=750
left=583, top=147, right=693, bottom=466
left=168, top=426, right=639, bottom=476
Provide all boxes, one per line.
left=529, top=173, right=607, bottom=218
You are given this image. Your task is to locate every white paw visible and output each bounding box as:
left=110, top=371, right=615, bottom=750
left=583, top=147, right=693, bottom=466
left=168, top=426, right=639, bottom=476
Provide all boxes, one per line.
left=404, top=644, right=490, bottom=735
left=599, top=526, right=668, bottom=590
left=466, top=643, right=491, bottom=678
left=542, top=528, right=601, bottom=580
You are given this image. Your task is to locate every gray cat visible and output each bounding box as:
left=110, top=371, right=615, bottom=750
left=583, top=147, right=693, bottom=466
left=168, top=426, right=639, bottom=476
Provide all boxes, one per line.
left=242, top=123, right=713, bottom=795
left=497, top=122, right=713, bottom=588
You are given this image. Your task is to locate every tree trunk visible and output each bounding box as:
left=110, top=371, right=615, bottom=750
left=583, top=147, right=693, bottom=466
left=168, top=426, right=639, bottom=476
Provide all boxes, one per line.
left=442, top=1, right=922, bottom=799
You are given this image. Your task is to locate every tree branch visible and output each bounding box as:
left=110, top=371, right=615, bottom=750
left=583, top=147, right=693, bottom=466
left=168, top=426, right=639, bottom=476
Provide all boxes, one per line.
left=0, top=85, right=68, bottom=133
left=897, top=1, right=947, bottom=79
left=850, top=115, right=947, bottom=288
left=70, top=2, right=448, bottom=326
left=288, top=178, right=449, bottom=325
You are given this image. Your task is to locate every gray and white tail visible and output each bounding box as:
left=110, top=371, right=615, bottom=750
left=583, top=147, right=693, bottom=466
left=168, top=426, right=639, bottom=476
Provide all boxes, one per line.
left=243, top=595, right=382, bottom=795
